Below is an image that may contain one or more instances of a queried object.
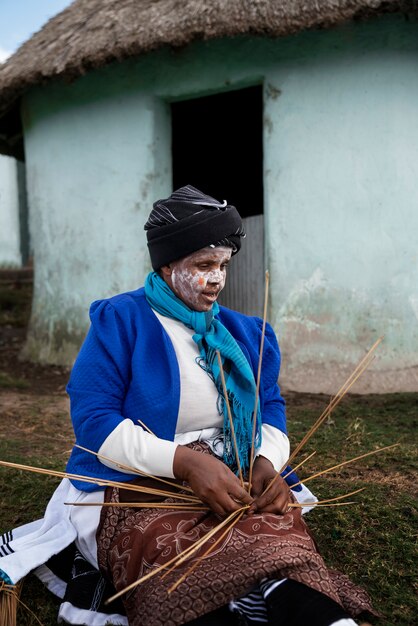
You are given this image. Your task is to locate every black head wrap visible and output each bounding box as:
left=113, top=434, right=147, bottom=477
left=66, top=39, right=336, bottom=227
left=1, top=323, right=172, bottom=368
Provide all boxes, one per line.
left=144, top=185, right=245, bottom=270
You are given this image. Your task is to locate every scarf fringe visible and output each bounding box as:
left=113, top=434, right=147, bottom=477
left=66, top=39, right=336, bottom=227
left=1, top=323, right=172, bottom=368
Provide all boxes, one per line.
left=221, top=391, right=262, bottom=477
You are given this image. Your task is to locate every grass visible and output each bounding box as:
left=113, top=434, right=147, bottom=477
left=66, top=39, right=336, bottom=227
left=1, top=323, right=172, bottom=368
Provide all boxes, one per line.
left=0, top=393, right=416, bottom=625
left=0, top=283, right=32, bottom=328
left=0, top=371, right=30, bottom=389
left=285, top=392, right=418, bottom=626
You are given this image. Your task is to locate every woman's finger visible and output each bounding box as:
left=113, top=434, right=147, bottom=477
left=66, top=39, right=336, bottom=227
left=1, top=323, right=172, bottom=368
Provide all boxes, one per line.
left=229, top=484, right=254, bottom=506
left=254, top=478, right=290, bottom=512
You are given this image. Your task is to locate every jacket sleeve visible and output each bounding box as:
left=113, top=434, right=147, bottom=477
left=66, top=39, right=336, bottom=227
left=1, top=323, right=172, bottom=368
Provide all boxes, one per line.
left=66, top=299, right=133, bottom=452
left=67, top=299, right=178, bottom=476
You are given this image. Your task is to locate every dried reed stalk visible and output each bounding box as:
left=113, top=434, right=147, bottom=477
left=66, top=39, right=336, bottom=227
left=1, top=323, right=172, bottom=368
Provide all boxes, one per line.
left=75, top=444, right=194, bottom=494
left=248, top=270, right=269, bottom=493
left=168, top=509, right=246, bottom=593
left=0, top=460, right=200, bottom=502
left=288, top=487, right=365, bottom=508
left=260, top=338, right=383, bottom=499
left=216, top=351, right=244, bottom=487
left=289, top=501, right=356, bottom=508
left=289, top=443, right=399, bottom=490
left=105, top=506, right=249, bottom=605
left=65, top=501, right=209, bottom=510
left=137, top=418, right=155, bottom=435
left=160, top=506, right=244, bottom=582
left=282, top=451, right=317, bottom=480
left=287, top=336, right=383, bottom=467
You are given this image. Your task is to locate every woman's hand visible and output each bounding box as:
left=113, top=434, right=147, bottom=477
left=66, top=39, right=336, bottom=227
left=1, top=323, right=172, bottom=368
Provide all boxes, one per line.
left=173, top=446, right=253, bottom=517
left=249, top=455, right=290, bottom=514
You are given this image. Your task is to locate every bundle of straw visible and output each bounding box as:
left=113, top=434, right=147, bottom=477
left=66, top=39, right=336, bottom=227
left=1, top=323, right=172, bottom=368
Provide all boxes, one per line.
left=0, top=581, right=22, bottom=626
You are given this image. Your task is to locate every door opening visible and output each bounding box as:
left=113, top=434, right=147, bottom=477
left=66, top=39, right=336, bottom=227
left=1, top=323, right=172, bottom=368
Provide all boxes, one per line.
left=171, top=86, right=264, bottom=315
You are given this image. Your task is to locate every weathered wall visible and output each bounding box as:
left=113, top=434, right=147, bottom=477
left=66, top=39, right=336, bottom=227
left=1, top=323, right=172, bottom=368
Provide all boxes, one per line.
left=263, top=19, right=418, bottom=393
left=22, top=15, right=418, bottom=391
left=0, top=155, right=21, bottom=267
left=22, top=85, right=171, bottom=363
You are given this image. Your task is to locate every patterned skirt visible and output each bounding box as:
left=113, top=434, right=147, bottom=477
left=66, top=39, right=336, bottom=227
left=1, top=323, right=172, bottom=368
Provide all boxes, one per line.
left=97, top=444, right=374, bottom=626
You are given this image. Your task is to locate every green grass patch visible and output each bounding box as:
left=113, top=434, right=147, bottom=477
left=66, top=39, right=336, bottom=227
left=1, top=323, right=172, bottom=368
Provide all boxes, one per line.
left=0, top=371, right=30, bottom=389
left=0, top=284, right=32, bottom=327
left=0, top=392, right=416, bottom=625
left=286, top=393, right=418, bottom=626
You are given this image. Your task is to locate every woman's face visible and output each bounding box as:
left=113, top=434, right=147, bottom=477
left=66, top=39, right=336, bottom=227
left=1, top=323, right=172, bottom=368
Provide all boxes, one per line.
left=162, top=246, right=232, bottom=311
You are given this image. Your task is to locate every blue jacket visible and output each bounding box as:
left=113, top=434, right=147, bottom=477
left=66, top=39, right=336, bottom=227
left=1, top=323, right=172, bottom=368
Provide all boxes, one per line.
left=66, top=288, right=287, bottom=491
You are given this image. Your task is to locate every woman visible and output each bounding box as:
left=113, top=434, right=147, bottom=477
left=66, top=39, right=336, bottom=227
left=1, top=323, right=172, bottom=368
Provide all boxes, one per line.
left=0, top=185, right=374, bottom=626
left=62, top=186, right=374, bottom=625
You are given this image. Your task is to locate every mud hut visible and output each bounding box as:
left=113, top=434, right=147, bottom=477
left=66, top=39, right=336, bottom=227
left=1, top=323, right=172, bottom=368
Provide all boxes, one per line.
left=0, top=0, right=417, bottom=393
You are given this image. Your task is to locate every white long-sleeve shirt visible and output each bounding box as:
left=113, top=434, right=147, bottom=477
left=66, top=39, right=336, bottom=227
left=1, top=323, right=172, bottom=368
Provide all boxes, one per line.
left=99, top=311, right=289, bottom=475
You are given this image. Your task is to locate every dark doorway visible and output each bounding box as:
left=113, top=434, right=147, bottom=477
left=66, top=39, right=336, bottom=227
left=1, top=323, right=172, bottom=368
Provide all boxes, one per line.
left=171, top=85, right=263, bottom=218
left=171, top=86, right=265, bottom=315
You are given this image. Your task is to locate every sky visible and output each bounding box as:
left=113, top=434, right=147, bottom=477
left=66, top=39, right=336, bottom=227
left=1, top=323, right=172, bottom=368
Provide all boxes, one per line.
left=0, top=0, right=73, bottom=61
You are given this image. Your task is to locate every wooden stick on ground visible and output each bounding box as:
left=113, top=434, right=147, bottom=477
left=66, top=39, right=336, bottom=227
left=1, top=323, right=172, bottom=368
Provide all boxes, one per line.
left=216, top=351, right=244, bottom=487
left=248, top=270, right=270, bottom=493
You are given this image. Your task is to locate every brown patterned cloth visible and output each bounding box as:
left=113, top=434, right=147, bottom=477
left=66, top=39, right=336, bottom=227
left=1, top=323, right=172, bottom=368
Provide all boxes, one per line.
left=97, top=444, right=375, bottom=626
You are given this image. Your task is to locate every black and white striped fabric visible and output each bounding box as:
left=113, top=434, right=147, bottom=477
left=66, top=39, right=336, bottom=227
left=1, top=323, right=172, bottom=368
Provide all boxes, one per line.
left=39, top=544, right=284, bottom=626
left=230, top=578, right=287, bottom=623
left=0, top=530, right=14, bottom=557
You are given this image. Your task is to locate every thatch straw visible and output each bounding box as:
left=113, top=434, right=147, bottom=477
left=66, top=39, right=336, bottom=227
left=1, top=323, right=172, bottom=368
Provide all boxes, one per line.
left=0, top=581, right=43, bottom=626
left=0, top=1, right=413, bottom=157
left=0, top=583, right=19, bottom=626
left=1, top=1, right=408, bottom=96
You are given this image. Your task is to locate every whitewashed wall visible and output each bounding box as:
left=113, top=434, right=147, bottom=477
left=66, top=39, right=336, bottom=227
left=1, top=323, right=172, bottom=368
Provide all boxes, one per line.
left=21, top=15, right=418, bottom=392
left=0, top=155, right=21, bottom=267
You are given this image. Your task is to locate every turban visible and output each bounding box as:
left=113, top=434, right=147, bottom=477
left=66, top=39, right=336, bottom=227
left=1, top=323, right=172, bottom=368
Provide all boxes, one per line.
left=144, top=185, right=245, bottom=270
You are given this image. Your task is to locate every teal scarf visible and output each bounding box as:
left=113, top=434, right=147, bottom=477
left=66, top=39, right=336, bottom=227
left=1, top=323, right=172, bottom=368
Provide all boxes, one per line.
left=144, top=272, right=261, bottom=476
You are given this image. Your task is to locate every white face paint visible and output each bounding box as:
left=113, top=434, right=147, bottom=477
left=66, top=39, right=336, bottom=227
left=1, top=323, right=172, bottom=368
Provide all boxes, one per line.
left=169, top=246, right=232, bottom=311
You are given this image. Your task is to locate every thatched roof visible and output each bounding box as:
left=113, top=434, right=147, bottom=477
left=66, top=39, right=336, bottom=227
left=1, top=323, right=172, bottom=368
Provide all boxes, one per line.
left=0, top=0, right=415, bottom=158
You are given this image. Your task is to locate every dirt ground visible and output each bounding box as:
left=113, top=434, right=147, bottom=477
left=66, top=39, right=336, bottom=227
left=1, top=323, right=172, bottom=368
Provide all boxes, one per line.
left=0, top=279, right=73, bottom=456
